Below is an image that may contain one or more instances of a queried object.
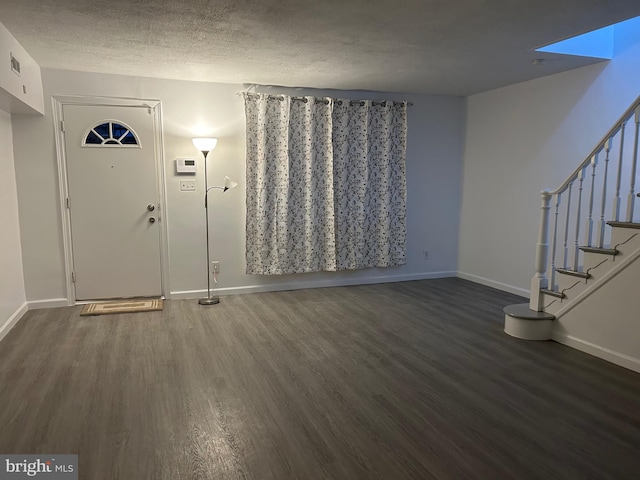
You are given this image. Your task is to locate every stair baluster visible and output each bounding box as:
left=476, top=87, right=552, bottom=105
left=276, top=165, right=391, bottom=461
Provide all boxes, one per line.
left=562, top=181, right=573, bottom=269
left=573, top=168, right=585, bottom=271
left=597, top=139, right=612, bottom=248
left=549, top=193, right=562, bottom=290
left=626, top=107, right=640, bottom=222
left=613, top=121, right=626, bottom=221
left=585, top=154, right=598, bottom=247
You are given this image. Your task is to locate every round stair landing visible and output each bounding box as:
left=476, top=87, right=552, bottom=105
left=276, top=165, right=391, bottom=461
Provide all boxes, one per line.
left=503, top=303, right=555, bottom=340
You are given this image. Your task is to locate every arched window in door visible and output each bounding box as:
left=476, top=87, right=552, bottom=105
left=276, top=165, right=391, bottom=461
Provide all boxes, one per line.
left=82, top=120, right=140, bottom=147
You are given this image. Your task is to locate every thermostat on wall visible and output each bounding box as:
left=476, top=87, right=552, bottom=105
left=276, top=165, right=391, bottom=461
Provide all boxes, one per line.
left=176, top=158, right=197, bottom=174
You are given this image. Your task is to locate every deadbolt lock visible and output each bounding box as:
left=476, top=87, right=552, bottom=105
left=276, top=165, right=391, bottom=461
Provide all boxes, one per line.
left=147, top=204, right=155, bottom=211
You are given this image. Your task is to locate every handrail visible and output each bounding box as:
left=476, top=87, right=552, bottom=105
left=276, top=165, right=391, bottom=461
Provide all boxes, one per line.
left=549, top=95, right=640, bottom=196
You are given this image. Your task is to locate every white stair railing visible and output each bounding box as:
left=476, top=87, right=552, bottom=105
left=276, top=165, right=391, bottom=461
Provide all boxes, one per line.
left=530, top=97, right=640, bottom=311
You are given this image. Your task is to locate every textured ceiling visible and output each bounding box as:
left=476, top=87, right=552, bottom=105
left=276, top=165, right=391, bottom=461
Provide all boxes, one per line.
left=1, top=0, right=639, bottom=95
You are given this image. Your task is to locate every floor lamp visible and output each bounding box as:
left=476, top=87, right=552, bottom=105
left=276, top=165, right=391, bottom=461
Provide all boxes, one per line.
left=192, top=138, right=238, bottom=305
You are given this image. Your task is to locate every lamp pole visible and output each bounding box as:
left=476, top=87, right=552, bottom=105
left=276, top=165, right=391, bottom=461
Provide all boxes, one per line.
left=198, top=148, right=219, bottom=305
left=192, top=138, right=219, bottom=305
left=192, top=137, right=238, bottom=306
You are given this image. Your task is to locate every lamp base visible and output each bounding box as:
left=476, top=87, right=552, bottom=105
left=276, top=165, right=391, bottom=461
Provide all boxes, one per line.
left=198, top=296, right=220, bottom=305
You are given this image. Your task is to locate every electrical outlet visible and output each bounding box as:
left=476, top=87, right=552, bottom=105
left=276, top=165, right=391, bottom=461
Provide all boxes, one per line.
left=211, top=261, right=220, bottom=274
left=180, top=180, right=196, bottom=192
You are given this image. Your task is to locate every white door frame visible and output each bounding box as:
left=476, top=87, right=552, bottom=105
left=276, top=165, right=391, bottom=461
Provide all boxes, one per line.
left=52, top=95, right=171, bottom=305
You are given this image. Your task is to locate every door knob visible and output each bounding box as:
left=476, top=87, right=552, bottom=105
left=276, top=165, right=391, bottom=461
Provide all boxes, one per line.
left=149, top=217, right=156, bottom=224
left=147, top=204, right=155, bottom=211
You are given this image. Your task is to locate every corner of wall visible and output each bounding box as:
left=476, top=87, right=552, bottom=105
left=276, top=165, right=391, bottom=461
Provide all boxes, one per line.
left=0, top=302, right=28, bottom=343
left=0, top=109, right=28, bottom=339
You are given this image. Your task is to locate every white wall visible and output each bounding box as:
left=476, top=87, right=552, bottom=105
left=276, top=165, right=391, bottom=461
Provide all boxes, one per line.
left=11, top=69, right=465, bottom=302
left=458, top=17, right=640, bottom=296
left=552, top=253, right=640, bottom=373
left=0, top=109, right=27, bottom=337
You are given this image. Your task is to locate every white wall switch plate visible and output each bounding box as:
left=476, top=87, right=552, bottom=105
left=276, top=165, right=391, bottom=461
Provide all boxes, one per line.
left=180, top=180, right=196, bottom=192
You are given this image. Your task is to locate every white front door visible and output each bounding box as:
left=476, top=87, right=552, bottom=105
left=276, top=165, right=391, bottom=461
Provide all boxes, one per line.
left=63, top=104, right=163, bottom=300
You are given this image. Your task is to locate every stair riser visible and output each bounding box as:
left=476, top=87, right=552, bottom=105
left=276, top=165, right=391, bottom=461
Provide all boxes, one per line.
left=581, top=250, right=619, bottom=276
left=554, top=273, right=588, bottom=293
left=543, top=280, right=590, bottom=314
left=542, top=294, right=565, bottom=315
left=504, top=315, right=553, bottom=340
left=550, top=252, right=616, bottom=292
left=610, top=227, right=640, bottom=253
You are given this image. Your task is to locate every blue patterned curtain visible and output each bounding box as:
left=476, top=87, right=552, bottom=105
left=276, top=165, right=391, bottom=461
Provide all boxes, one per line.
left=243, top=93, right=407, bottom=275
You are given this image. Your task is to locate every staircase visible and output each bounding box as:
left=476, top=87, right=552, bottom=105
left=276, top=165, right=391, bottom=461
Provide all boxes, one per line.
left=504, top=96, right=640, bottom=372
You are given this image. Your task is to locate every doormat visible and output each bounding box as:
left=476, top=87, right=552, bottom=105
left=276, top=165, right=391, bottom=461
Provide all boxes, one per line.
left=80, top=298, right=163, bottom=316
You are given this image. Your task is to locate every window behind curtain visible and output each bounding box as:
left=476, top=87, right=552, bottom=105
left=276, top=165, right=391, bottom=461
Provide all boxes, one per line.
left=243, top=93, right=407, bottom=275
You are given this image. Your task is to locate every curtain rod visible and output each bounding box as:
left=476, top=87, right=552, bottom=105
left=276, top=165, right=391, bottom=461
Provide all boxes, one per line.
left=235, top=91, right=413, bottom=107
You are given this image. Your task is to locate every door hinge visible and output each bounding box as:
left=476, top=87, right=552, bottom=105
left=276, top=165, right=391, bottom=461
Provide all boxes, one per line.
left=60, top=120, right=65, bottom=132
left=66, top=197, right=70, bottom=209
left=72, top=272, right=76, bottom=283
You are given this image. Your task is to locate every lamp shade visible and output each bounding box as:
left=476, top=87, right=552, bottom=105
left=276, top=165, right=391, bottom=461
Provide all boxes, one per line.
left=192, top=137, right=217, bottom=152
left=223, top=176, right=239, bottom=192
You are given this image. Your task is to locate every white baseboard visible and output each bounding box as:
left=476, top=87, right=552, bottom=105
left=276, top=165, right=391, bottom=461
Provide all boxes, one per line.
left=552, top=331, right=640, bottom=374
left=27, top=298, right=69, bottom=309
left=171, top=270, right=458, bottom=299
left=457, top=272, right=529, bottom=298
left=0, top=302, right=28, bottom=343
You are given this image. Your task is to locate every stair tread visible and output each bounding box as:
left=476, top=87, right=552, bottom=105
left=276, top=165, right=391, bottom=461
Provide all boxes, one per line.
left=607, top=221, right=640, bottom=229
left=503, top=303, right=555, bottom=321
left=540, top=288, right=565, bottom=299
left=556, top=268, right=591, bottom=279
left=579, top=246, right=618, bottom=255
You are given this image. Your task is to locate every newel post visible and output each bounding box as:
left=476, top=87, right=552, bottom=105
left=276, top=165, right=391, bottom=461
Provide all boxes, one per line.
left=530, top=190, right=552, bottom=311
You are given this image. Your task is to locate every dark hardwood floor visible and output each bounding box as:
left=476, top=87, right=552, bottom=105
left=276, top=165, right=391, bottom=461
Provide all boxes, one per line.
left=1, top=278, right=639, bottom=479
